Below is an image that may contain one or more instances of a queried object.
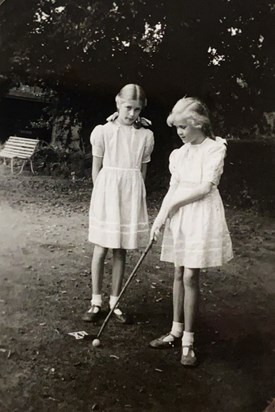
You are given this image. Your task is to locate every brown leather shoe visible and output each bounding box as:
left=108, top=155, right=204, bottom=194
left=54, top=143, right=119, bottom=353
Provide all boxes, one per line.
left=82, top=305, right=101, bottom=323
left=180, top=345, right=198, bottom=367
left=112, top=308, right=132, bottom=324
left=149, top=333, right=182, bottom=349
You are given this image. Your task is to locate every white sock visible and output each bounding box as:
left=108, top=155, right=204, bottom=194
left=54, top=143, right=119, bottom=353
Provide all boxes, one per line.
left=91, top=294, right=102, bottom=309
left=109, top=295, right=122, bottom=315
left=162, top=322, right=184, bottom=342
left=182, top=331, right=195, bottom=355
left=109, top=295, right=119, bottom=309
left=171, top=322, right=184, bottom=338
left=182, top=331, right=194, bottom=346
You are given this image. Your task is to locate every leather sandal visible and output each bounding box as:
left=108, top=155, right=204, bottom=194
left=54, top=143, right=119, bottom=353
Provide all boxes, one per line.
left=149, top=333, right=181, bottom=349
left=82, top=305, right=101, bottom=322
left=180, top=345, right=198, bottom=367
left=112, top=308, right=132, bottom=324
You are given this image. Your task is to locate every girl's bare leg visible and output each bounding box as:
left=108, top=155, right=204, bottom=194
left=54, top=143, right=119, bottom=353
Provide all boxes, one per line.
left=110, top=249, right=130, bottom=323
left=180, top=267, right=200, bottom=366
left=149, top=266, right=184, bottom=347
left=111, top=249, right=126, bottom=296
left=173, top=266, right=184, bottom=323
left=91, top=245, right=108, bottom=294
left=183, top=268, right=200, bottom=332
left=82, top=245, right=108, bottom=321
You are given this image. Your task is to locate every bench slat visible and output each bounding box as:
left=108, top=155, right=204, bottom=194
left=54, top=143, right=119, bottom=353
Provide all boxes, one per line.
left=4, top=146, right=38, bottom=153
left=1, top=144, right=36, bottom=150
left=4, top=143, right=38, bottom=150
left=9, top=136, right=39, bottom=143
left=0, top=151, right=36, bottom=158
left=0, top=147, right=36, bottom=154
left=0, top=152, right=31, bottom=159
left=0, top=148, right=35, bottom=154
left=7, top=140, right=39, bottom=146
left=2, top=152, right=36, bottom=158
left=5, top=142, right=37, bottom=147
left=6, top=139, right=39, bottom=145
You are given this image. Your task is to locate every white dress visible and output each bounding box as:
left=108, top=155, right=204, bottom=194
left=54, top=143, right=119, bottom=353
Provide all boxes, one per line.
left=88, top=120, right=154, bottom=249
left=161, top=137, right=233, bottom=268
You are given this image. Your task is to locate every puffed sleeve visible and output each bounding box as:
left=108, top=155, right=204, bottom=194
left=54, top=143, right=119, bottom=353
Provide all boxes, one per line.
left=169, top=149, right=180, bottom=186
left=141, top=130, right=154, bottom=163
left=90, top=125, right=104, bottom=157
left=203, top=140, right=227, bottom=186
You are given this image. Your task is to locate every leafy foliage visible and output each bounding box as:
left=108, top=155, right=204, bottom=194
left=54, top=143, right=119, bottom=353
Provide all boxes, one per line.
left=0, top=0, right=274, bottom=134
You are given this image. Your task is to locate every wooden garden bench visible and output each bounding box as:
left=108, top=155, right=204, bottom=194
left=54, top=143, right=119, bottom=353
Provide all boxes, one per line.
left=0, top=136, right=40, bottom=174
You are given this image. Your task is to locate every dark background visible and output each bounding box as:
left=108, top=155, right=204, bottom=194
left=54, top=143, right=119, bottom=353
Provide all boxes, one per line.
left=0, top=0, right=274, bottom=211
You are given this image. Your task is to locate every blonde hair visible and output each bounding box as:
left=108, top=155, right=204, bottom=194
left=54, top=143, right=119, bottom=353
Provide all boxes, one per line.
left=167, top=97, right=215, bottom=140
left=115, top=84, right=147, bottom=108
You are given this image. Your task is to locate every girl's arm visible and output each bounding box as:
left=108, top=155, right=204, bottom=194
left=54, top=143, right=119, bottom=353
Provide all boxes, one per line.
left=150, top=184, right=178, bottom=240
left=168, top=182, right=213, bottom=217
left=141, top=163, right=147, bottom=181
left=167, top=142, right=227, bottom=215
left=92, top=156, right=103, bottom=185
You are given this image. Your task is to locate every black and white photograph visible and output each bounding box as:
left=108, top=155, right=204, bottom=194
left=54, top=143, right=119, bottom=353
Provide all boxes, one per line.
left=0, top=1, right=274, bottom=411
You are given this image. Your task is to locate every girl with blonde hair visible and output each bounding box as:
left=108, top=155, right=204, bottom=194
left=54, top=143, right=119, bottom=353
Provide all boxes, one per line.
left=150, top=97, right=233, bottom=366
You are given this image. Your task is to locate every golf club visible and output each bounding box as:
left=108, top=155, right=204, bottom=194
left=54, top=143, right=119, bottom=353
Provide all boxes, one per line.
left=92, top=239, right=154, bottom=346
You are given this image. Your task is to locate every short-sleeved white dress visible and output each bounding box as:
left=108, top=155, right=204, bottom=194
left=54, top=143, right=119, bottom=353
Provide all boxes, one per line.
left=161, top=137, right=233, bottom=268
left=88, top=119, right=154, bottom=249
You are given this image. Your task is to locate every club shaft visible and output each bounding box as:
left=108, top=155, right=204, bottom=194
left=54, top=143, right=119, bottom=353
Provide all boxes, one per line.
left=96, top=240, right=153, bottom=339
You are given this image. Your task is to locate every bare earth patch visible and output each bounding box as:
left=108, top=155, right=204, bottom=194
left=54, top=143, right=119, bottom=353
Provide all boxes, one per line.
left=0, top=169, right=274, bottom=412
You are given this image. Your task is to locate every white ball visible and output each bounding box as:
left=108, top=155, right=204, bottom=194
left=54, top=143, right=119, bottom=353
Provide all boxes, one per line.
left=92, top=338, right=100, bottom=347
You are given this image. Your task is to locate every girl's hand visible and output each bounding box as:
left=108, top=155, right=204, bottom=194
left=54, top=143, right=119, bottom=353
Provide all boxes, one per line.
left=150, top=215, right=166, bottom=242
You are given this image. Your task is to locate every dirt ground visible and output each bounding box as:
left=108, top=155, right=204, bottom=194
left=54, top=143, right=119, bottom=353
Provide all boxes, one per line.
left=0, top=166, right=275, bottom=412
